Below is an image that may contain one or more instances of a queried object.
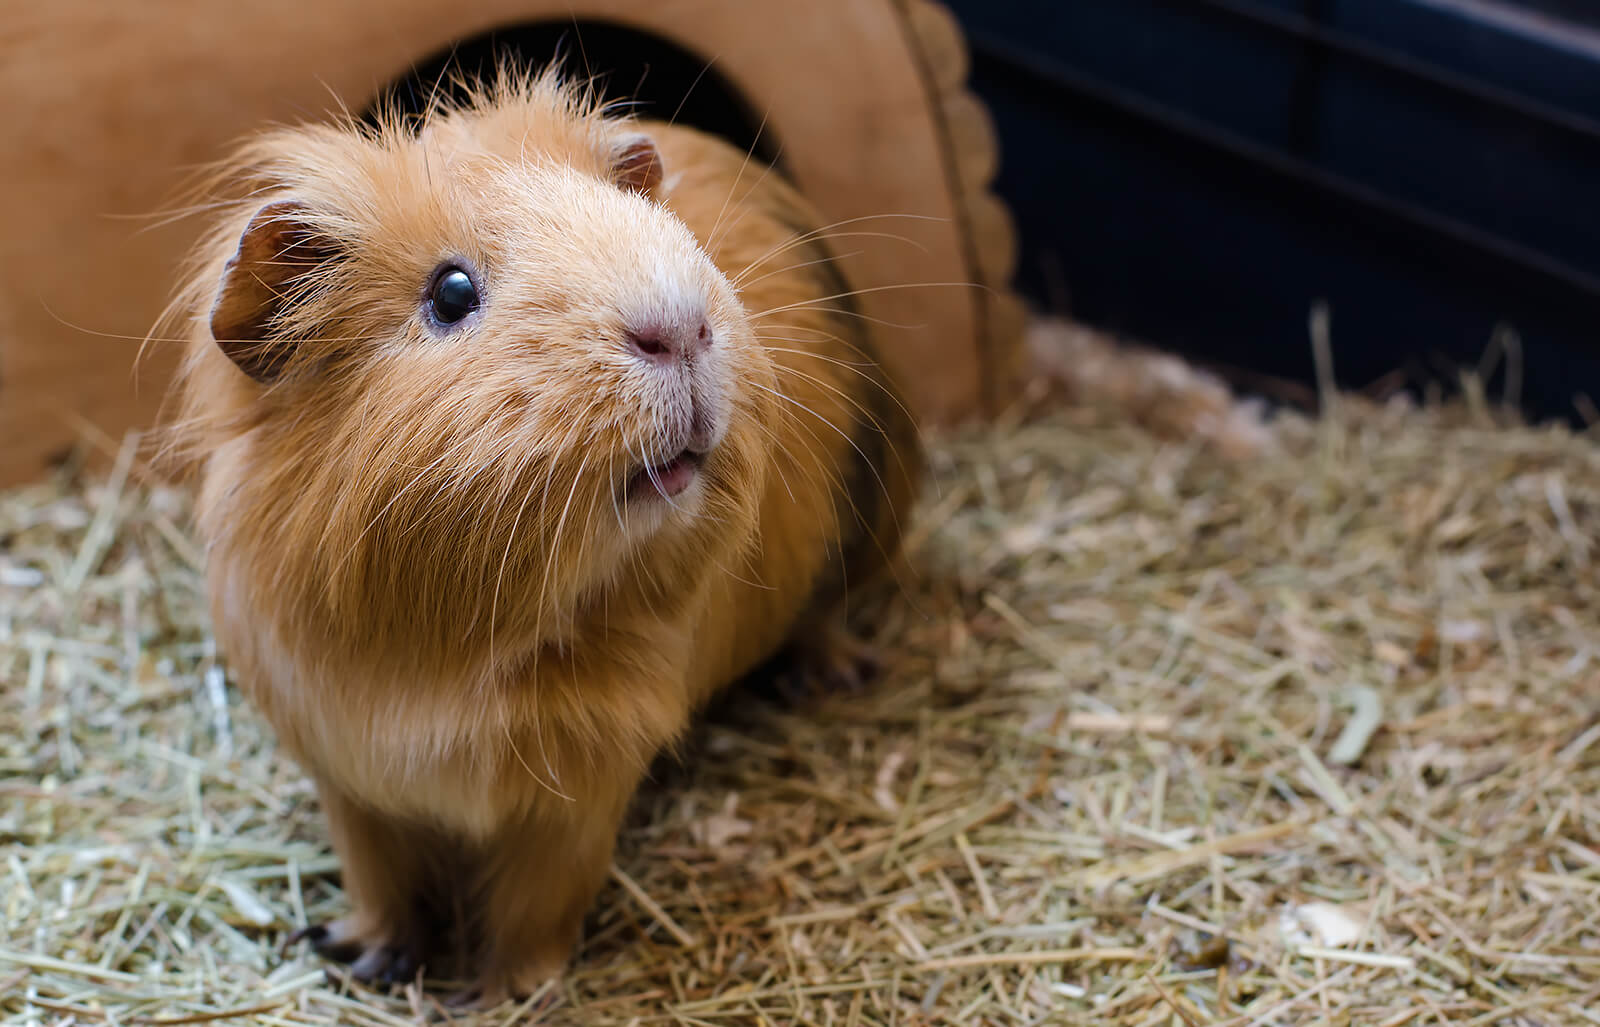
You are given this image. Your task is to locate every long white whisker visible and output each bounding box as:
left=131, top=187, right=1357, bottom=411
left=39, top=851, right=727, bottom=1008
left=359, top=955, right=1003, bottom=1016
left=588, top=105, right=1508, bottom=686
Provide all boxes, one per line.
left=705, top=108, right=774, bottom=254
left=748, top=281, right=992, bottom=323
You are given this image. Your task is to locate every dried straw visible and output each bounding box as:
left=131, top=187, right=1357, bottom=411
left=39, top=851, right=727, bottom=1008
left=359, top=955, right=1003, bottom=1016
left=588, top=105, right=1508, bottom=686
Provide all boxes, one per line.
left=3, top=351, right=1597, bottom=1025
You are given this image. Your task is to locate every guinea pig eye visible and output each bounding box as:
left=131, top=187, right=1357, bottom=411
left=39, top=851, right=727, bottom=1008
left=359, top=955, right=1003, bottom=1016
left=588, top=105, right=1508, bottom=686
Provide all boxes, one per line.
left=427, top=265, right=479, bottom=326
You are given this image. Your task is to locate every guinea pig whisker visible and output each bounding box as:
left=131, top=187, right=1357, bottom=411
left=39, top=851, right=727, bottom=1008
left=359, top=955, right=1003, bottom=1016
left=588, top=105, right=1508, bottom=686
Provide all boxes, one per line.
left=701, top=545, right=777, bottom=594
left=732, top=249, right=867, bottom=295
left=449, top=436, right=524, bottom=513
left=731, top=241, right=878, bottom=290
left=326, top=447, right=459, bottom=582
left=485, top=450, right=553, bottom=661
left=759, top=344, right=921, bottom=437
left=528, top=413, right=613, bottom=645
left=762, top=349, right=909, bottom=430
left=755, top=304, right=919, bottom=334
left=748, top=384, right=917, bottom=605
left=345, top=413, right=504, bottom=548
left=501, top=721, right=574, bottom=804
left=609, top=457, right=629, bottom=538
left=643, top=462, right=671, bottom=507
left=747, top=280, right=992, bottom=326
left=732, top=229, right=934, bottom=290
left=762, top=412, right=852, bottom=517
left=465, top=439, right=540, bottom=599
left=500, top=451, right=597, bottom=804
left=575, top=458, right=610, bottom=584
left=519, top=427, right=594, bottom=664
left=761, top=357, right=920, bottom=497
left=727, top=213, right=942, bottom=286
left=738, top=406, right=830, bottom=508
left=754, top=335, right=874, bottom=366
left=61, top=313, right=377, bottom=349
left=618, top=436, right=645, bottom=532
left=395, top=425, right=520, bottom=542
left=704, top=109, right=776, bottom=255
left=750, top=430, right=799, bottom=505
left=744, top=379, right=905, bottom=545
left=753, top=321, right=891, bottom=362
left=753, top=337, right=932, bottom=513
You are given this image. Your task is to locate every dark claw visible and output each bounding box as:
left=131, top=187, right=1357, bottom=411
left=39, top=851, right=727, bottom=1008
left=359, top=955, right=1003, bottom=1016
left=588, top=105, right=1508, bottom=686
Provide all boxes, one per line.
left=289, top=924, right=328, bottom=946
left=343, top=944, right=424, bottom=992
left=287, top=922, right=365, bottom=965
left=281, top=923, right=327, bottom=957
left=381, top=947, right=420, bottom=986
left=317, top=938, right=367, bottom=966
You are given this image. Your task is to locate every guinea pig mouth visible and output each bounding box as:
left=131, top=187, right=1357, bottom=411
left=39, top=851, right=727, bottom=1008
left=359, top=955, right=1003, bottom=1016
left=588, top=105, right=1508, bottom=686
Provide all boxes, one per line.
left=627, top=449, right=705, bottom=501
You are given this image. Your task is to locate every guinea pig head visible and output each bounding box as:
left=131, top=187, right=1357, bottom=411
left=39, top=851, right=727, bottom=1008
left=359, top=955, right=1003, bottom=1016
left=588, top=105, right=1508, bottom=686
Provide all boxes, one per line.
left=179, top=83, right=777, bottom=668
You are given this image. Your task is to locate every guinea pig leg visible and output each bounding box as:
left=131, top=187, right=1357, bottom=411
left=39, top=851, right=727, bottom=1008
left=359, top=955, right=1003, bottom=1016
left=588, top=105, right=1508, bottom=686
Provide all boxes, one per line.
left=457, top=786, right=638, bottom=1007
left=295, top=784, right=436, bottom=987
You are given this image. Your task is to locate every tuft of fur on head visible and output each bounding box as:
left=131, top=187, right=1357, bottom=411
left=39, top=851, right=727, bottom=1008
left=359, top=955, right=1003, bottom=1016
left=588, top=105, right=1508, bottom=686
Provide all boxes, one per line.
left=164, top=65, right=777, bottom=678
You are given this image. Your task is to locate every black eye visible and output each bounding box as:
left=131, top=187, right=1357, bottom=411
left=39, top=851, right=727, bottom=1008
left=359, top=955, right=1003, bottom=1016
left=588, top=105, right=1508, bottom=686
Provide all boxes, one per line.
left=429, top=266, right=479, bottom=325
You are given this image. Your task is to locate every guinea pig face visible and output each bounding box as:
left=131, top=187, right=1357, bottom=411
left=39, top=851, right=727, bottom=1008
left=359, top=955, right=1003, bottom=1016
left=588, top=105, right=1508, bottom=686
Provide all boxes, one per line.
left=196, top=95, right=774, bottom=647
left=453, top=159, right=752, bottom=538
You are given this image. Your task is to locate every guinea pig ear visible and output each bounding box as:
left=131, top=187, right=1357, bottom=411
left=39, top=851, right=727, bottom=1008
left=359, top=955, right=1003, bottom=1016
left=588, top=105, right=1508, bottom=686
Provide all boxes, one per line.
left=209, top=201, right=335, bottom=383
left=611, top=132, right=664, bottom=197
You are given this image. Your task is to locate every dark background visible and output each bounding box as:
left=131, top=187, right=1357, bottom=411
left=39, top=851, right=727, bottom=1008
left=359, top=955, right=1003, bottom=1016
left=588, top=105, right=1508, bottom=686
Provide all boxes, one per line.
left=379, top=1, right=1600, bottom=425
left=944, top=0, right=1600, bottom=423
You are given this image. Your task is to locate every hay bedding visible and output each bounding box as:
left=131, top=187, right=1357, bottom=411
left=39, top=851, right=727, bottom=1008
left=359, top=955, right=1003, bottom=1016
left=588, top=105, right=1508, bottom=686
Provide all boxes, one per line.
left=3, top=376, right=1599, bottom=1026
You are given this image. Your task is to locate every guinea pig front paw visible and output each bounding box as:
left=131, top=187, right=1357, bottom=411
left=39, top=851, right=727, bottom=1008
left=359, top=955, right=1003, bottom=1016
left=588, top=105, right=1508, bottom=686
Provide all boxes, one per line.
left=348, top=942, right=423, bottom=988
left=290, top=918, right=424, bottom=988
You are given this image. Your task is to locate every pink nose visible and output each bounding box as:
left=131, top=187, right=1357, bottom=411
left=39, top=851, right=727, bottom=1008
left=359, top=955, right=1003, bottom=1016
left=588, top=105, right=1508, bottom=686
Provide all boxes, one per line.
left=626, top=318, right=712, bottom=364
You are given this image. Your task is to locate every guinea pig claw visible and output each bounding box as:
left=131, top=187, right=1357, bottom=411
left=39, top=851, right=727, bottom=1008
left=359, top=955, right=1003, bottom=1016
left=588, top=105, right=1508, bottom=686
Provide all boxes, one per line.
left=288, top=922, right=364, bottom=964
left=382, top=949, right=421, bottom=986
left=349, top=943, right=413, bottom=985
left=282, top=923, right=326, bottom=957
left=288, top=923, right=327, bottom=945
left=288, top=919, right=420, bottom=982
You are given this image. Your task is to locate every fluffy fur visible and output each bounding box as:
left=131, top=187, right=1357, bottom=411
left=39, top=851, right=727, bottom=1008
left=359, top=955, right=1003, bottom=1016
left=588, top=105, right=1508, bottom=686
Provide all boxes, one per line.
left=165, top=69, right=921, bottom=1004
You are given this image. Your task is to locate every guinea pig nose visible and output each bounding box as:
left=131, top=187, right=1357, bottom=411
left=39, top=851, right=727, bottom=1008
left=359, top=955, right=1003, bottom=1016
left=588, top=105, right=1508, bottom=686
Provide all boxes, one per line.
left=626, top=318, right=713, bottom=364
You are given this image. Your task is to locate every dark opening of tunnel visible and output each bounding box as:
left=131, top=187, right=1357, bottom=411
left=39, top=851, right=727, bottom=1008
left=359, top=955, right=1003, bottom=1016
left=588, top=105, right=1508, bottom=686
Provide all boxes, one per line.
left=364, top=20, right=784, bottom=172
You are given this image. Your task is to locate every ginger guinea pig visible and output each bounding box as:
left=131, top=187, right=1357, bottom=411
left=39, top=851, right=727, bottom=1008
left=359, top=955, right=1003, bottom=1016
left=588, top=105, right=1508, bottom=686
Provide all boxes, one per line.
left=165, top=69, right=921, bottom=1006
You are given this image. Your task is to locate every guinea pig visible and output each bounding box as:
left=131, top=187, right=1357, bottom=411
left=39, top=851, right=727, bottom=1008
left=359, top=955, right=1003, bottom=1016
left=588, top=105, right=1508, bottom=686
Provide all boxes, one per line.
left=164, top=67, right=922, bottom=1006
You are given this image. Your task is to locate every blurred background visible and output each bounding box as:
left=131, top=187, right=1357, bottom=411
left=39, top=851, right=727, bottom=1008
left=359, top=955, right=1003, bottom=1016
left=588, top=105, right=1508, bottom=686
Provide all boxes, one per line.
left=947, top=0, right=1600, bottom=424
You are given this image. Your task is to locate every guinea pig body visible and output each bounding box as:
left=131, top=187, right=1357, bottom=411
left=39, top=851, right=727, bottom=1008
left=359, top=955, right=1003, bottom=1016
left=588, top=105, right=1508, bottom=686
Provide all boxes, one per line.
left=168, top=70, right=920, bottom=1004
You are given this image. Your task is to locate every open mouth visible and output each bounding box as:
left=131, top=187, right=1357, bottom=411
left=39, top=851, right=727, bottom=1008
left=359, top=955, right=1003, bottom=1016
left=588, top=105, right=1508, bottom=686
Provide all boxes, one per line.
left=627, top=449, right=704, bottom=501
